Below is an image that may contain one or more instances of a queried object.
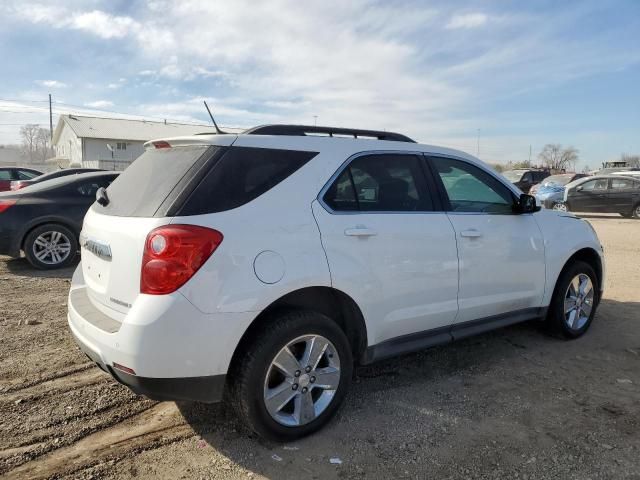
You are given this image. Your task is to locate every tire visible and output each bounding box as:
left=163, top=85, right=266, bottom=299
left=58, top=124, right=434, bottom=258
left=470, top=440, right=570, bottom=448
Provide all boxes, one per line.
left=546, top=260, right=599, bottom=339
left=23, top=223, right=78, bottom=270
left=633, top=203, right=640, bottom=219
left=552, top=202, right=568, bottom=212
left=228, top=310, right=353, bottom=441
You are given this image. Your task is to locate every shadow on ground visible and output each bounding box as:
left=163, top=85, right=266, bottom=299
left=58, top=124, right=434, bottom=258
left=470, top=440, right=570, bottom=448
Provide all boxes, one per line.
left=177, top=298, right=640, bottom=479
left=4, top=256, right=77, bottom=279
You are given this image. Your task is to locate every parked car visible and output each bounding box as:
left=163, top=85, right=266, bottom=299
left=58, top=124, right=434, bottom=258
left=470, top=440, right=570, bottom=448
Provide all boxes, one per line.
left=10, top=168, right=104, bottom=191
left=502, top=169, right=550, bottom=193
left=559, top=175, right=640, bottom=218
left=0, top=171, right=118, bottom=268
left=67, top=125, right=604, bottom=441
left=0, top=167, right=43, bottom=192
left=529, top=172, right=588, bottom=196
left=533, top=173, right=590, bottom=210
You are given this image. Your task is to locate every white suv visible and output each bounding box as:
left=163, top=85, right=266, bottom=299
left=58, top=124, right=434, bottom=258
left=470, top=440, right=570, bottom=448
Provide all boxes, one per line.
left=67, top=125, right=604, bottom=440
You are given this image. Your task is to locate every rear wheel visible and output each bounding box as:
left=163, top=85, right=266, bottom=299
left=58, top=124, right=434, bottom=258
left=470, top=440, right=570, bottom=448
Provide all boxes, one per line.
left=228, top=310, right=353, bottom=441
left=552, top=202, right=568, bottom=212
left=546, top=261, right=598, bottom=338
left=24, top=224, right=78, bottom=269
left=633, top=203, right=640, bottom=219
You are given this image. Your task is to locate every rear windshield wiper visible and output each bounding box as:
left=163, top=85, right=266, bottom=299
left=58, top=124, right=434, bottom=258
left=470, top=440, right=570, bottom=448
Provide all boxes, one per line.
left=96, top=187, right=110, bottom=206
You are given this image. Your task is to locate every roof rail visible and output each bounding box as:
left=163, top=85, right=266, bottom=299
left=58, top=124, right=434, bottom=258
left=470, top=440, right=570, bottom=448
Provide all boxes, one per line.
left=243, top=124, right=416, bottom=143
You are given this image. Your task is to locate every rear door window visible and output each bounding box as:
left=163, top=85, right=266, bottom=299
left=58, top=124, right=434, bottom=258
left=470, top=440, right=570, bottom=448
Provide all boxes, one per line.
left=323, top=154, right=433, bottom=212
left=178, top=147, right=317, bottom=215
left=17, top=170, right=39, bottom=180
left=611, top=178, right=635, bottom=190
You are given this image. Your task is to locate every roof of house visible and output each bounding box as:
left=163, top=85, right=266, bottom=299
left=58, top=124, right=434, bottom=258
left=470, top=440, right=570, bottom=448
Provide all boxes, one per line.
left=52, top=114, right=230, bottom=144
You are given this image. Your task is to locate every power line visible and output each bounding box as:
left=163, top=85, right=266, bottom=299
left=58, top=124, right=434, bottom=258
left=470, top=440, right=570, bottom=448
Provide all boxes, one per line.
left=0, top=97, right=214, bottom=126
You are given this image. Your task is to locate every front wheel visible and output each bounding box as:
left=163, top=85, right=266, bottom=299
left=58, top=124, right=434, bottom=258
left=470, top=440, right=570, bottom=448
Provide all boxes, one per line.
left=229, top=310, right=353, bottom=441
left=546, top=261, right=599, bottom=338
left=633, top=203, right=640, bottom=219
left=552, top=202, right=568, bottom=212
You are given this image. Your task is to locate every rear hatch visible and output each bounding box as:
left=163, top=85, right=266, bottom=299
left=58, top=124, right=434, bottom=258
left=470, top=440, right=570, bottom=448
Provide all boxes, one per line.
left=80, top=138, right=234, bottom=316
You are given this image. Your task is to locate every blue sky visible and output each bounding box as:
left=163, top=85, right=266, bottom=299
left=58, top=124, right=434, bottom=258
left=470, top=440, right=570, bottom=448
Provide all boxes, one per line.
left=0, top=0, right=638, bottom=169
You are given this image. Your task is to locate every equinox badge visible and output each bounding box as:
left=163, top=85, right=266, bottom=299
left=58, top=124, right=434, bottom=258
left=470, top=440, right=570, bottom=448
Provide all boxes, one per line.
left=79, top=232, right=112, bottom=261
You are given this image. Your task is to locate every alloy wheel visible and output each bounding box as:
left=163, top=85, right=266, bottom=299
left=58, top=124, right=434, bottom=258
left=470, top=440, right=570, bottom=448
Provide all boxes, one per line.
left=263, top=334, right=341, bottom=427
left=553, top=203, right=568, bottom=212
left=564, top=273, right=594, bottom=330
left=32, top=231, right=72, bottom=265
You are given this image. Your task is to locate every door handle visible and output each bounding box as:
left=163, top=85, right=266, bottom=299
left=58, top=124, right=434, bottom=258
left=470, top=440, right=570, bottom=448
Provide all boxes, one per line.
left=345, top=227, right=377, bottom=237
left=460, top=229, right=482, bottom=238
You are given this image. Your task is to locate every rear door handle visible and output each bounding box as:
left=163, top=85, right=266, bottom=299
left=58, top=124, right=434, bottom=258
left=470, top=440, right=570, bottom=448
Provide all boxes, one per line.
left=460, top=229, right=482, bottom=238
left=345, top=227, right=377, bottom=237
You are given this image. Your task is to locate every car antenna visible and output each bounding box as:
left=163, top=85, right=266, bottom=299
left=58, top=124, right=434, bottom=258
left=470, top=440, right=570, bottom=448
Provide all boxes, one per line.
left=203, top=101, right=226, bottom=134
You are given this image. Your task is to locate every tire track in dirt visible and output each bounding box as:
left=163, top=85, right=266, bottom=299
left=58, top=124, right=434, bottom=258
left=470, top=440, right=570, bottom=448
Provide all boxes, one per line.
left=5, top=402, right=194, bottom=480
left=1, top=363, right=94, bottom=394
left=3, top=368, right=107, bottom=403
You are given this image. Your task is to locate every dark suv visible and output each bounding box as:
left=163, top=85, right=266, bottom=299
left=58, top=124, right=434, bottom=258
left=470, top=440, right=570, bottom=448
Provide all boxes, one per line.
left=503, top=169, right=550, bottom=193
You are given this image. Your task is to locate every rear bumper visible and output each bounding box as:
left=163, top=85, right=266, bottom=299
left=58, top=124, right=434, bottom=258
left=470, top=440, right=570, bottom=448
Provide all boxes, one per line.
left=67, top=263, right=254, bottom=403
left=70, top=327, right=226, bottom=402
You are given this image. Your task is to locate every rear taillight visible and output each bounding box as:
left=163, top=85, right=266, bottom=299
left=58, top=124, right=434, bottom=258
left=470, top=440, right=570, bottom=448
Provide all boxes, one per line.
left=152, top=141, right=171, bottom=149
left=0, top=200, right=16, bottom=213
left=140, top=225, right=223, bottom=295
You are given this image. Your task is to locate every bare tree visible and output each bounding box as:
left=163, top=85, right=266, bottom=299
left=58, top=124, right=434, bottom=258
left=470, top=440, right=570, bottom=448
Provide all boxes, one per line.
left=538, top=144, right=579, bottom=171
left=581, top=164, right=591, bottom=174
left=621, top=153, right=640, bottom=168
left=20, top=124, right=40, bottom=162
left=35, top=128, right=52, bottom=162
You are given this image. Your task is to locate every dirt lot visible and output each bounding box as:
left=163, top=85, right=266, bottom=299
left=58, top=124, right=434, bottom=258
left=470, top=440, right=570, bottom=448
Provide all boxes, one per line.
left=1, top=215, right=639, bottom=479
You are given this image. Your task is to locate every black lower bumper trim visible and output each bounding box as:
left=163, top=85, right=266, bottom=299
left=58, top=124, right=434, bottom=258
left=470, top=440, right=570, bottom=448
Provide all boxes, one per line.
left=110, top=369, right=226, bottom=403
left=71, top=329, right=226, bottom=403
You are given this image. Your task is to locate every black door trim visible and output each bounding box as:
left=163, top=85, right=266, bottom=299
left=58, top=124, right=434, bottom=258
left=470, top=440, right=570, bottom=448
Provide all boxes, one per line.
left=360, top=307, right=547, bottom=364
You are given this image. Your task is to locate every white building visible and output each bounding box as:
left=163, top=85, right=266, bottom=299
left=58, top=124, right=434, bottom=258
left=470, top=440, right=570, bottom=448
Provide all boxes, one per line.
left=51, top=115, right=217, bottom=170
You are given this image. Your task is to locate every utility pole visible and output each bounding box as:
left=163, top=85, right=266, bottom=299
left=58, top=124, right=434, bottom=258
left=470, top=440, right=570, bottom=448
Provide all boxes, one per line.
left=49, top=94, right=53, bottom=142
left=313, top=115, right=318, bottom=126
left=529, top=144, right=532, bottom=164
left=476, top=129, right=480, bottom=157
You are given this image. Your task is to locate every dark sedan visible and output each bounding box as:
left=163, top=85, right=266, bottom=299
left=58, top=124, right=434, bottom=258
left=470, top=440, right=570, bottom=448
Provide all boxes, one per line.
left=0, top=167, right=43, bottom=192
left=561, top=175, right=640, bottom=218
left=0, top=171, right=118, bottom=269
left=9, top=167, right=104, bottom=191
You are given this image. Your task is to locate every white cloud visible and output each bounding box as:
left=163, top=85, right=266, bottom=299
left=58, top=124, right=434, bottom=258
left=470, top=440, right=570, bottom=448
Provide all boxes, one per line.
left=7, top=1, right=640, bottom=166
left=38, top=80, right=67, bottom=88
left=446, top=13, right=488, bottom=29
left=84, top=100, right=114, bottom=108
left=70, top=10, right=139, bottom=39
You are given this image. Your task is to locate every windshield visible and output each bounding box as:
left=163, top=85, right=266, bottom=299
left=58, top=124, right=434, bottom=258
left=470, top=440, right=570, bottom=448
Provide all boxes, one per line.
left=541, top=174, right=573, bottom=187
left=502, top=170, right=524, bottom=182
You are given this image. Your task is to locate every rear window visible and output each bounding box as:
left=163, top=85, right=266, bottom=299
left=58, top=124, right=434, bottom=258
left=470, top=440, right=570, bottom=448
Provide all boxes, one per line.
left=94, top=145, right=212, bottom=217
left=177, top=146, right=317, bottom=215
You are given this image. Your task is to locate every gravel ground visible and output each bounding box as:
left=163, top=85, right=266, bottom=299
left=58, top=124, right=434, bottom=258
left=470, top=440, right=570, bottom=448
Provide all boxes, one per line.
left=1, top=214, right=639, bottom=479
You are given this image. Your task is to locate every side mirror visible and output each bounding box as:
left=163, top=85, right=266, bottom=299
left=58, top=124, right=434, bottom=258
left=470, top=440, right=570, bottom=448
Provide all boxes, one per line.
left=514, top=193, right=540, bottom=214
